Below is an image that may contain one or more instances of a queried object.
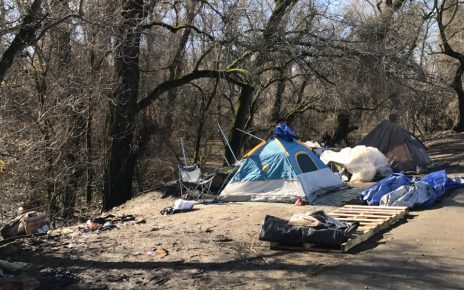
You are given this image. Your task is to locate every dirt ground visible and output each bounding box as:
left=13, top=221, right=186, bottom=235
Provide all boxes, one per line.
left=1, top=134, right=464, bottom=289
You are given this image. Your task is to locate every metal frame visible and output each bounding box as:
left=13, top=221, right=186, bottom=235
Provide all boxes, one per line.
left=178, top=164, right=216, bottom=201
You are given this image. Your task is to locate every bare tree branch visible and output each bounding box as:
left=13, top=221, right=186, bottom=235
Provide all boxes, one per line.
left=143, top=21, right=215, bottom=40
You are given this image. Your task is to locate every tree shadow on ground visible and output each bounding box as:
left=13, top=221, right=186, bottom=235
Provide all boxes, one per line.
left=348, top=214, right=415, bottom=254
left=10, top=242, right=464, bottom=289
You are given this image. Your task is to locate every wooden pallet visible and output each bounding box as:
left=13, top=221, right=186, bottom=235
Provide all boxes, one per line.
left=270, top=205, right=409, bottom=253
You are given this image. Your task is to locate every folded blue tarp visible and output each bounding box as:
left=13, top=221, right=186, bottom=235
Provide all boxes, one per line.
left=361, top=170, right=464, bottom=208
left=380, top=181, right=436, bottom=208
left=361, top=173, right=411, bottom=205
left=272, top=123, right=298, bottom=142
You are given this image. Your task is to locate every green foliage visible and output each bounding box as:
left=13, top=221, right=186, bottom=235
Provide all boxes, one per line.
left=224, top=68, right=249, bottom=75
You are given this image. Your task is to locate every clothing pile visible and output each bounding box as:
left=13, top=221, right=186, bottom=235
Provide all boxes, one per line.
left=258, top=210, right=358, bottom=248
left=80, top=214, right=139, bottom=233
left=47, top=214, right=141, bottom=239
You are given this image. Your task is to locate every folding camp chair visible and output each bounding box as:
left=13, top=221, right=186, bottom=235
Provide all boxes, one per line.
left=178, top=164, right=215, bottom=201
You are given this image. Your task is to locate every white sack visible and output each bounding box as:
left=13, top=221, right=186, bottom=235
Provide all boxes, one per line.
left=320, top=145, right=392, bottom=183
left=173, top=199, right=197, bottom=210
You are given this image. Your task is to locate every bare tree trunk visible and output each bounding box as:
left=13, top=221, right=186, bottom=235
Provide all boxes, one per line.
left=163, top=1, right=198, bottom=136
left=103, top=0, right=144, bottom=210
left=435, top=0, right=464, bottom=132
left=0, top=0, right=42, bottom=83
left=225, top=85, right=254, bottom=164
left=452, top=64, right=464, bottom=131
left=225, top=0, right=297, bottom=162
left=34, top=66, right=57, bottom=220
left=193, top=79, right=219, bottom=163
left=86, top=97, right=93, bottom=205
left=329, top=112, right=358, bottom=147
left=270, top=67, right=287, bottom=123
left=55, top=0, right=83, bottom=219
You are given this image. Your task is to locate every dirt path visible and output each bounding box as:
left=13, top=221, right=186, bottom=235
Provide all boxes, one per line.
left=2, top=134, right=464, bottom=289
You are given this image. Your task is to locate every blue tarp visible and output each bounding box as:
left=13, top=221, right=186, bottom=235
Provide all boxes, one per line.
left=272, top=123, right=297, bottom=141
left=361, top=173, right=411, bottom=205
left=361, top=170, right=464, bottom=208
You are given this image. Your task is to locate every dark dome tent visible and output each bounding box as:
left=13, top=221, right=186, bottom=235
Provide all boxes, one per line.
left=358, top=120, right=431, bottom=172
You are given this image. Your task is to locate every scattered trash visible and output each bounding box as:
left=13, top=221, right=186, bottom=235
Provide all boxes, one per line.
left=294, top=198, right=303, bottom=206
left=67, top=242, right=86, bottom=249
left=144, top=251, right=156, bottom=257
left=47, top=228, right=74, bottom=239
left=141, top=248, right=169, bottom=258
left=36, top=224, right=50, bottom=234
left=121, top=215, right=136, bottom=222
left=161, top=199, right=197, bottom=215
left=22, top=212, right=50, bottom=236
left=160, top=207, right=176, bottom=215
left=44, top=213, right=144, bottom=240
left=160, top=207, right=175, bottom=215
left=155, top=248, right=169, bottom=258
left=86, top=219, right=103, bottom=231
left=100, top=221, right=117, bottom=231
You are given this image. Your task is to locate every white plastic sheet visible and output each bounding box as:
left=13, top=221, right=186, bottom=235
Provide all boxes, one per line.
left=304, top=141, right=324, bottom=156
left=320, top=145, right=393, bottom=183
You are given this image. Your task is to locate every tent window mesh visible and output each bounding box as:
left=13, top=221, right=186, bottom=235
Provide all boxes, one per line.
left=295, top=152, right=318, bottom=173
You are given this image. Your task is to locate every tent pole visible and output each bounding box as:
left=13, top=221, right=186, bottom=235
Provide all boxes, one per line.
left=235, top=128, right=265, bottom=142
left=180, top=138, right=188, bottom=166
left=217, top=122, right=238, bottom=164
left=222, top=154, right=230, bottom=166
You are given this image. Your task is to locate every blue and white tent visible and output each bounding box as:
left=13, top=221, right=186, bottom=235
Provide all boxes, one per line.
left=219, top=137, right=345, bottom=203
